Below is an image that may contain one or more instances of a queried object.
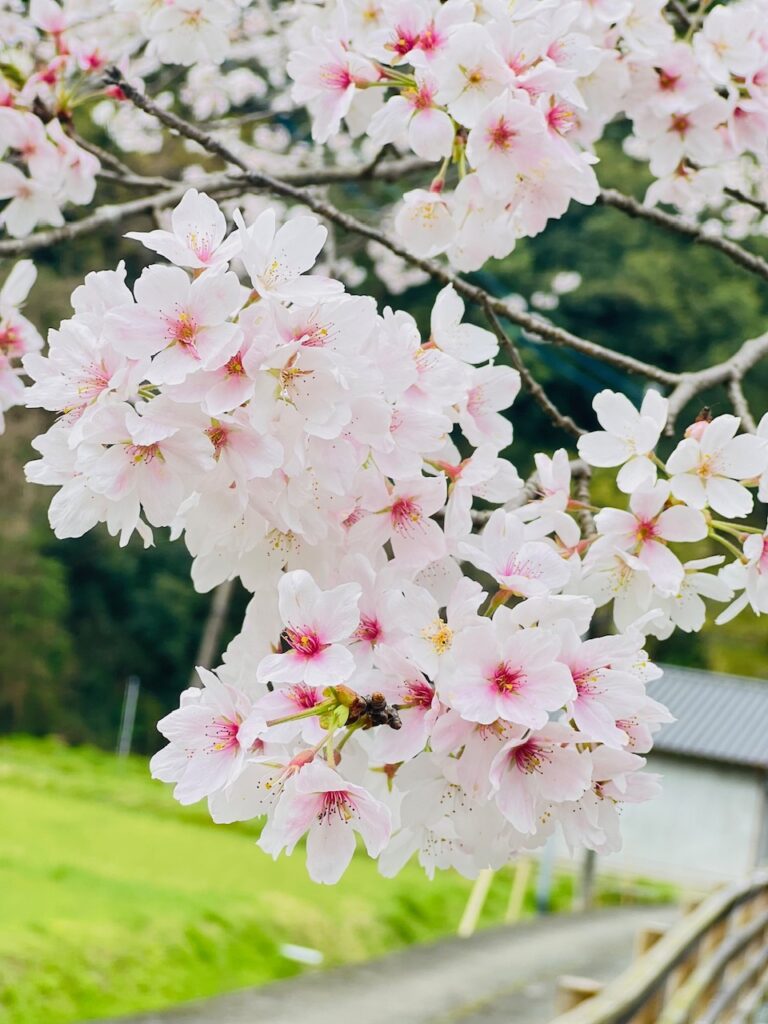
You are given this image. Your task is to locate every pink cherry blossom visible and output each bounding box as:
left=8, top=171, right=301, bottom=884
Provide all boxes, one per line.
left=594, top=481, right=707, bottom=595
left=489, top=723, right=592, bottom=833
left=441, top=616, right=575, bottom=728
left=258, top=761, right=391, bottom=883
left=126, top=188, right=240, bottom=269
left=257, top=570, right=361, bottom=687
left=150, top=667, right=266, bottom=805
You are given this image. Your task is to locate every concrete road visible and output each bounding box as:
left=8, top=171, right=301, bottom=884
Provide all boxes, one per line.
left=97, top=906, right=675, bottom=1024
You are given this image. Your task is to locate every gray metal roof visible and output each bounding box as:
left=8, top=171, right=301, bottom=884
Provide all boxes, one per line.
left=649, top=665, right=768, bottom=770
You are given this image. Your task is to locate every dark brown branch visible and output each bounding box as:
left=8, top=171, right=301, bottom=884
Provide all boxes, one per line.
left=482, top=301, right=586, bottom=439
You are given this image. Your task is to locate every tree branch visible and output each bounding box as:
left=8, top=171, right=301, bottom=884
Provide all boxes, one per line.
left=482, top=301, right=586, bottom=439
left=599, top=188, right=768, bottom=284
left=98, top=68, right=680, bottom=387
left=665, top=332, right=768, bottom=432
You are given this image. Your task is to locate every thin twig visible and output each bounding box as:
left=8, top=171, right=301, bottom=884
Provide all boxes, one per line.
left=665, top=332, right=768, bottom=432
left=100, top=68, right=679, bottom=385
left=726, top=378, right=758, bottom=433
left=482, top=301, right=586, bottom=439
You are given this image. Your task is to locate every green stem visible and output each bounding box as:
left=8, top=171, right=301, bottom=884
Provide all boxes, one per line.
left=709, top=530, right=747, bottom=563
left=266, top=698, right=336, bottom=728
left=336, top=719, right=365, bottom=754
left=710, top=519, right=763, bottom=536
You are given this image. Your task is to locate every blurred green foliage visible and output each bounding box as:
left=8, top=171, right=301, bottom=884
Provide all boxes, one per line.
left=1, top=129, right=767, bottom=752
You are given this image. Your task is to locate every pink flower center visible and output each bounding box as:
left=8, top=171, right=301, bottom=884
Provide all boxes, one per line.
left=354, top=614, right=382, bottom=646
left=512, top=740, right=547, bottom=775
left=320, top=62, right=353, bottom=92
left=402, top=679, right=434, bottom=709
left=319, top=790, right=354, bottom=823
left=391, top=496, right=422, bottom=532
left=168, top=311, right=199, bottom=350
left=492, top=661, right=524, bottom=693
left=388, top=26, right=421, bottom=57
left=501, top=556, right=540, bottom=580
left=635, top=518, right=658, bottom=543
left=417, top=23, right=443, bottom=55
left=670, top=113, right=691, bottom=137
left=224, top=351, right=245, bottom=377
left=285, top=626, right=324, bottom=657
left=0, top=324, right=21, bottom=355
left=186, top=231, right=214, bottom=262
left=289, top=683, right=324, bottom=710
left=406, top=82, right=435, bottom=111
left=486, top=116, right=516, bottom=151
left=206, top=716, right=239, bottom=752
left=205, top=422, right=230, bottom=458
left=125, top=442, right=162, bottom=464
left=657, top=67, right=681, bottom=91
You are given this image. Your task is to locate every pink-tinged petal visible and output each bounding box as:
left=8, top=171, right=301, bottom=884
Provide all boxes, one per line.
left=350, top=788, right=392, bottom=856
left=572, top=699, right=628, bottom=748
left=616, top=455, right=656, bottom=493
left=656, top=505, right=707, bottom=542
left=493, top=765, right=537, bottom=833
left=134, top=264, right=191, bottom=313
left=278, top=569, right=322, bottom=627
left=638, top=540, right=684, bottom=595
left=705, top=477, right=753, bottom=518
left=408, top=107, right=455, bottom=160
left=105, top=306, right=168, bottom=358
left=700, top=414, right=739, bottom=455
left=592, top=390, right=640, bottom=435
left=577, top=431, right=630, bottom=467
left=669, top=473, right=707, bottom=508
left=256, top=650, right=306, bottom=685
left=718, top=434, right=768, bottom=479
left=666, top=437, right=700, bottom=474
left=125, top=229, right=198, bottom=267
left=629, top=483, right=668, bottom=522
left=311, top=582, right=362, bottom=641
left=189, top=269, right=245, bottom=324
left=594, top=507, right=638, bottom=544
left=303, top=643, right=355, bottom=687
left=391, top=515, right=447, bottom=570
left=306, top=817, right=357, bottom=884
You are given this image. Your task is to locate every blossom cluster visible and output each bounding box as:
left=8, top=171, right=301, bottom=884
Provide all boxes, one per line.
left=286, top=0, right=768, bottom=266
left=24, top=190, right=768, bottom=883
left=0, top=260, right=42, bottom=431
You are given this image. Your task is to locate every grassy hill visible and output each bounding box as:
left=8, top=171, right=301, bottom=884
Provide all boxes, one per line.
left=0, top=737, right=675, bottom=1024
left=0, top=737, right=549, bottom=1024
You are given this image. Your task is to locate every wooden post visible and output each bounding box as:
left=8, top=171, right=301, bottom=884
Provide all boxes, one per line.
left=631, top=924, right=668, bottom=1024
left=506, top=858, right=533, bottom=923
left=458, top=868, right=495, bottom=938
left=189, top=578, right=235, bottom=687
left=574, top=848, right=597, bottom=912
left=556, top=975, right=603, bottom=1012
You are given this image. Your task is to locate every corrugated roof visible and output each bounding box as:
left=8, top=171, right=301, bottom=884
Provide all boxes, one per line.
left=649, top=664, right=768, bottom=770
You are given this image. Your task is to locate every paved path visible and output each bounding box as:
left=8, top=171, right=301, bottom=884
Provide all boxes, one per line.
left=98, top=906, right=675, bottom=1024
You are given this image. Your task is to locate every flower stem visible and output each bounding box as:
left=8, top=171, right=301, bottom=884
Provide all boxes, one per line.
left=266, top=698, right=336, bottom=728
left=709, top=530, right=747, bottom=563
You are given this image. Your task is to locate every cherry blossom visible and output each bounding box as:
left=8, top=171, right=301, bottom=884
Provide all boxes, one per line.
left=256, top=570, right=362, bottom=687
left=578, top=389, right=668, bottom=492
left=258, top=761, right=391, bottom=884
left=667, top=414, right=768, bottom=518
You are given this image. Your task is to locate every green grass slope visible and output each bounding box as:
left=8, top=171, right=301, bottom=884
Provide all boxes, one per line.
left=0, top=737, right=534, bottom=1024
